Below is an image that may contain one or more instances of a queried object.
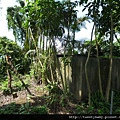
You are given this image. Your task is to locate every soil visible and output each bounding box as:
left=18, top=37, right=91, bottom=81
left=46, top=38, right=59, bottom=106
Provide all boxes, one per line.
left=0, top=80, right=77, bottom=114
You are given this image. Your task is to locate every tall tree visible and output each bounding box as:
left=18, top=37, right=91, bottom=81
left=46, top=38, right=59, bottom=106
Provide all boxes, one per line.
left=7, top=4, right=26, bottom=44
left=80, top=0, right=120, bottom=102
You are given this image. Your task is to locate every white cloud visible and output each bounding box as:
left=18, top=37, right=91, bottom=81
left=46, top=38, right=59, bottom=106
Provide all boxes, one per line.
left=75, top=22, right=95, bottom=40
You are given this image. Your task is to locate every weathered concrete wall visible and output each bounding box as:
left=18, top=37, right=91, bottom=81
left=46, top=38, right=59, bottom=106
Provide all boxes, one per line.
left=70, top=55, right=120, bottom=101
left=58, top=55, right=120, bottom=101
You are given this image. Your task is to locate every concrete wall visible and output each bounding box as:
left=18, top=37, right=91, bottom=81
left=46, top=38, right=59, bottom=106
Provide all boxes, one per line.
left=69, top=55, right=120, bottom=101
left=58, top=55, right=120, bottom=101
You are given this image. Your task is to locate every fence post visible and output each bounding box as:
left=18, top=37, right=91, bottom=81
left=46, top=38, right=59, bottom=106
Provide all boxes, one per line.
left=110, top=91, right=114, bottom=114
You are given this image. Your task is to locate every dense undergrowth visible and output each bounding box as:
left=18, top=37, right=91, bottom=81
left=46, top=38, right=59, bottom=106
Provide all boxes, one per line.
left=0, top=75, right=120, bottom=114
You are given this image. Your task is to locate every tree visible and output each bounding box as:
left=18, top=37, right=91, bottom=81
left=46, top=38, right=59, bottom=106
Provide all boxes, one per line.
left=0, top=37, right=23, bottom=91
left=6, top=0, right=92, bottom=102
left=7, top=5, right=26, bottom=44
left=80, top=0, right=120, bottom=102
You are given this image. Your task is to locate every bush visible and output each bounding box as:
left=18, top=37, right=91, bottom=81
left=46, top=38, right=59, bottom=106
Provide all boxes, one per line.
left=91, top=91, right=110, bottom=114
left=0, top=102, right=19, bottom=114
left=19, top=102, right=48, bottom=114
left=30, top=106, right=48, bottom=114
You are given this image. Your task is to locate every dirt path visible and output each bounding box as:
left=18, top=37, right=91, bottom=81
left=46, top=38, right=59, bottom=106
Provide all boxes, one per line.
left=0, top=80, right=46, bottom=107
left=0, top=80, right=77, bottom=114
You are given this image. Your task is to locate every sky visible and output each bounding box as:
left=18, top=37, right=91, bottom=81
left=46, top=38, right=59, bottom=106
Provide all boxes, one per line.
left=0, top=0, right=94, bottom=42
left=0, top=0, right=19, bottom=41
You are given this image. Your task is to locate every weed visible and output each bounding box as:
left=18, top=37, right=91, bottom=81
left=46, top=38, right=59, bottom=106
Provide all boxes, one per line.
left=30, top=106, right=48, bottom=114
left=0, top=102, right=19, bottom=114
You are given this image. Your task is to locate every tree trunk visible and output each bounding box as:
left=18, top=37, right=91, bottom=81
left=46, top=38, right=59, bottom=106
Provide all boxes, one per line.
left=95, top=39, right=103, bottom=97
left=94, top=25, right=103, bottom=97
left=105, top=13, right=113, bottom=102
left=8, top=60, right=33, bottom=96
left=7, top=68, right=12, bottom=93
left=85, top=23, right=95, bottom=106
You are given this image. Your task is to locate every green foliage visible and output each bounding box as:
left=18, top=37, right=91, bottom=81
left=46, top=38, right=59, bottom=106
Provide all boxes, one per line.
left=45, top=93, right=68, bottom=112
left=75, top=103, right=85, bottom=114
left=75, top=90, right=120, bottom=114
left=44, top=82, right=68, bottom=111
left=45, top=82, right=63, bottom=95
left=0, top=37, right=31, bottom=83
left=81, top=0, right=120, bottom=37
left=75, top=103, right=95, bottom=114
left=0, top=102, right=48, bottom=114
left=7, top=5, right=26, bottom=43
left=0, top=74, right=30, bottom=95
left=2, top=0, right=120, bottom=114
left=112, top=90, right=120, bottom=114
left=0, top=102, right=18, bottom=114
left=18, top=102, right=30, bottom=114
left=0, top=37, right=19, bottom=79
left=30, top=106, right=48, bottom=114
left=0, top=80, right=9, bottom=93
left=80, top=39, right=120, bottom=57
left=91, top=90, right=110, bottom=114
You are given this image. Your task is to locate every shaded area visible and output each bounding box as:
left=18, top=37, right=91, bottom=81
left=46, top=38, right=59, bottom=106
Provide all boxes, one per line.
left=69, top=55, right=120, bottom=101
left=0, top=95, right=48, bottom=114
left=0, top=93, right=77, bottom=114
